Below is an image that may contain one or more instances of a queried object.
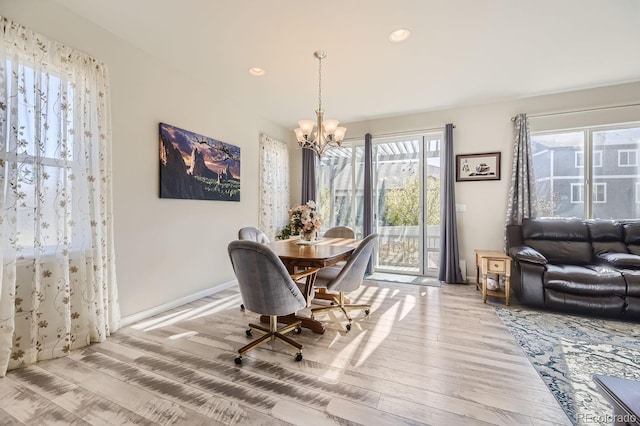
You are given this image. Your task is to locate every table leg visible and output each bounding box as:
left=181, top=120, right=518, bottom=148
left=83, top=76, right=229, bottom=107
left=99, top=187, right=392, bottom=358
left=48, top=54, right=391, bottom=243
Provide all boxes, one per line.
left=261, top=314, right=325, bottom=334
left=505, top=275, right=511, bottom=306
left=482, top=273, right=488, bottom=303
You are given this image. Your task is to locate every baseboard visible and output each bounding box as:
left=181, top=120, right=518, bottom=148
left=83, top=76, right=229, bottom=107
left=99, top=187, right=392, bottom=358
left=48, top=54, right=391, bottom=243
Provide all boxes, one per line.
left=119, top=280, right=238, bottom=327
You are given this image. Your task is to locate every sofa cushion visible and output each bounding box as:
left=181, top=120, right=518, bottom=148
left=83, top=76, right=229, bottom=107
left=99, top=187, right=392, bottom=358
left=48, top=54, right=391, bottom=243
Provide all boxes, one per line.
left=526, top=240, right=593, bottom=265
left=544, top=290, right=625, bottom=317
left=623, top=223, right=640, bottom=255
left=617, top=269, right=640, bottom=297
left=588, top=220, right=627, bottom=255
left=523, top=218, right=589, bottom=241
left=543, top=264, right=626, bottom=296
left=623, top=296, right=640, bottom=319
left=523, top=218, right=592, bottom=264
left=598, top=252, right=640, bottom=268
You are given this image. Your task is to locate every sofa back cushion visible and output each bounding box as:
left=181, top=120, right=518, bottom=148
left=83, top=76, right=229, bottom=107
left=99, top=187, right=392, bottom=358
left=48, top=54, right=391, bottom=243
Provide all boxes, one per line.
left=587, top=220, right=628, bottom=255
left=624, top=223, right=640, bottom=255
left=522, top=218, right=593, bottom=264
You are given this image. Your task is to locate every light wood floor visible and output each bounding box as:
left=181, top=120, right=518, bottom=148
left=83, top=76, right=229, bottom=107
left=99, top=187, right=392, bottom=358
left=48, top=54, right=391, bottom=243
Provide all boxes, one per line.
left=0, top=280, right=572, bottom=425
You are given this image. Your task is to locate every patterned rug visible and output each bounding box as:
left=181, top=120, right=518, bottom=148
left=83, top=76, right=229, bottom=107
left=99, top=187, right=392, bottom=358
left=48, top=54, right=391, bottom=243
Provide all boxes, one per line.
left=494, top=307, right=640, bottom=425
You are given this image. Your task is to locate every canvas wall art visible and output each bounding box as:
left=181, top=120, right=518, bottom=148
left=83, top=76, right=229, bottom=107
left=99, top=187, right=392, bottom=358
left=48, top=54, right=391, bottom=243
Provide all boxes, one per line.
left=159, top=122, right=240, bottom=201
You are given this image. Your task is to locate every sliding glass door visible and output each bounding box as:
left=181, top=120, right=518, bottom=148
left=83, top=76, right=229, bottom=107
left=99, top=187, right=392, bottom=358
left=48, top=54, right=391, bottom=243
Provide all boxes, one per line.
left=317, top=131, right=443, bottom=276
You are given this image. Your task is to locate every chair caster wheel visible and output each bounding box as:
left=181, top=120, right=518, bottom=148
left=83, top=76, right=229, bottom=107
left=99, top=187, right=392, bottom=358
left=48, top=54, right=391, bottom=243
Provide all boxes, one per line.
left=240, top=304, right=245, bottom=310
left=345, top=323, right=351, bottom=331
left=245, top=329, right=252, bottom=337
left=295, top=327, right=302, bottom=335
left=365, top=309, right=370, bottom=315
left=234, top=356, right=242, bottom=365
left=295, top=353, right=303, bottom=362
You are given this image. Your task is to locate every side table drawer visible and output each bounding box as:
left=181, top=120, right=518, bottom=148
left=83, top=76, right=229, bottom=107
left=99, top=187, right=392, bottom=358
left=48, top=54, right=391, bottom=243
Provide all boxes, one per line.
left=487, top=259, right=506, bottom=273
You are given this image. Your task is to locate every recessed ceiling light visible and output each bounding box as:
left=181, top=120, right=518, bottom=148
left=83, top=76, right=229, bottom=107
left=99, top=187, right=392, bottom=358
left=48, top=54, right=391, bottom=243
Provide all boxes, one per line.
left=249, top=67, right=265, bottom=76
left=389, top=28, right=411, bottom=43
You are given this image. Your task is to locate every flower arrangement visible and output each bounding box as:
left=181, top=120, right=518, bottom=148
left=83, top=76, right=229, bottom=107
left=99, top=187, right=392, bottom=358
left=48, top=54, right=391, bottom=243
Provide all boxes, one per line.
left=288, top=200, right=323, bottom=240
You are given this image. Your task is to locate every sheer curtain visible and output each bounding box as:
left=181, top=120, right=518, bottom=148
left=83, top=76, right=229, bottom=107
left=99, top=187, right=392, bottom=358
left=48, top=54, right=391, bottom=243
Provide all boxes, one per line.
left=505, top=113, right=537, bottom=226
left=0, top=17, right=120, bottom=376
left=259, top=133, right=289, bottom=240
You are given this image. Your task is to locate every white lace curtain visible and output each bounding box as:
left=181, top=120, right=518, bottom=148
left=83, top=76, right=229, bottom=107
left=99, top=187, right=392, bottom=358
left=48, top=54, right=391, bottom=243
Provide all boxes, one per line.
left=0, top=16, right=120, bottom=376
left=259, top=133, right=289, bottom=240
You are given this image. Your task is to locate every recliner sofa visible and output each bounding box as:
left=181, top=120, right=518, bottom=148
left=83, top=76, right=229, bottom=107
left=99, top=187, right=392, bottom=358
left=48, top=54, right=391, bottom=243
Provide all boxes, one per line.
left=506, top=218, right=640, bottom=320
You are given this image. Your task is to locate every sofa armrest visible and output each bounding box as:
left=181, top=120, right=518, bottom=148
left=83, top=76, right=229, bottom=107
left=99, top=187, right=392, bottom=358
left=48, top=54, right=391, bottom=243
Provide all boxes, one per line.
left=597, top=252, right=640, bottom=268
left=508, top=245, right=548, bottom=265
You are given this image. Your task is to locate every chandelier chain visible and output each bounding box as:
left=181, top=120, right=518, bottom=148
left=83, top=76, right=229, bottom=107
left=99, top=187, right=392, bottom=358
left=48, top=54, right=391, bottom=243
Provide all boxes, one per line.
left=318, top=54, right=322, bottom=111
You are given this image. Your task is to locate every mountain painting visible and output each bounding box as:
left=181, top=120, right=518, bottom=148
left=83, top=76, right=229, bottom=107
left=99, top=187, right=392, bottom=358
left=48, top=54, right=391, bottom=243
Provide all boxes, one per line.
left=159, top=123, right=240, bottom=201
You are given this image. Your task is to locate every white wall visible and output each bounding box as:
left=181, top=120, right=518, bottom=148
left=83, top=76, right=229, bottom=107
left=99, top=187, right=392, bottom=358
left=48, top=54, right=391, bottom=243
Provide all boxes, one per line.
left=300, top=82, right=640, bottom=279
left=0, top=1, right=290, bottom=317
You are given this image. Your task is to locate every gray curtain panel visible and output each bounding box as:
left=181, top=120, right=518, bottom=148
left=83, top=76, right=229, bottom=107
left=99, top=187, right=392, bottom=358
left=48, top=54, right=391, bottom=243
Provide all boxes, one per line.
left=505, top=113, right=537, bottom=226
left=301, top=148, right=316, bottom=203
left=364, top=133, right=374, bottom=274
left=438, top=124, right=464, bottom=283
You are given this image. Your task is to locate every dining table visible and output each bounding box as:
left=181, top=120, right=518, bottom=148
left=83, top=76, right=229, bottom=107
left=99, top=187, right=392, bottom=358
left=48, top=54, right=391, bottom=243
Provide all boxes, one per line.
left=263, top=236, right=359, bottom=334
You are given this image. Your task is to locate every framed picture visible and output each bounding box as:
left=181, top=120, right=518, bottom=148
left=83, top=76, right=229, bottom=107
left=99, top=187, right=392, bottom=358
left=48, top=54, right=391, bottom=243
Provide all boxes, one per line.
left=159, top=122, right=241, bottom=201
left=456, top=152, right=501, bottom=182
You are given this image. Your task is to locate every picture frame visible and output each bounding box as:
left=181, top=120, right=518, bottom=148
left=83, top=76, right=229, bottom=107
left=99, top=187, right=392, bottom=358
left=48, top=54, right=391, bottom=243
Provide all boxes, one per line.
left=456, top=152, right=501, bottom=182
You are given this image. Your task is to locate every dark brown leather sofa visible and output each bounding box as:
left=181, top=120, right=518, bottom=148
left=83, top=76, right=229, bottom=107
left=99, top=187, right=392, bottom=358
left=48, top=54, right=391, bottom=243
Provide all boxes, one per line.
left=506, top=218, right=640, bottom=320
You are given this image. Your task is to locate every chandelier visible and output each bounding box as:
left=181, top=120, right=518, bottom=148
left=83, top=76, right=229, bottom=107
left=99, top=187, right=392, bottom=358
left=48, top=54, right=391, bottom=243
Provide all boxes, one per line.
left=294, top=50, right=346, bottom=158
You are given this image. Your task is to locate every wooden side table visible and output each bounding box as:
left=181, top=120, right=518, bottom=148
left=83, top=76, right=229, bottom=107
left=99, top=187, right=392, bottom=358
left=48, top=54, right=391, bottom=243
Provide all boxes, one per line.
left=475, top=249, right=511, bottom=305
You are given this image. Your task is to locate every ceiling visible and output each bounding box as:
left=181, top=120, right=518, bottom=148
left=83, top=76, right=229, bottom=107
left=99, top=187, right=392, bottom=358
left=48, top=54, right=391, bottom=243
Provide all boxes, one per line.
left=52, top=0, right=640, bottom=130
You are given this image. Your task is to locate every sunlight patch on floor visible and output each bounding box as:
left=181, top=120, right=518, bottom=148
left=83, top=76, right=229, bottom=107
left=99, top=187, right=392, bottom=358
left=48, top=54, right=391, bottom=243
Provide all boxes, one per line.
left=131, top=294, right=240, bottom=331
left=355, top=300, right=399, bottom=368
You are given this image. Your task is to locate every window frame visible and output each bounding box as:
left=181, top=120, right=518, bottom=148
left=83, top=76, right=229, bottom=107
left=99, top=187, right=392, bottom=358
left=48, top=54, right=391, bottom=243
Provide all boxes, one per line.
left=532, top=122, right=640, bottom=220
left=593, top=182, right=607, bottom=204
left=618, top=149, right=638, bottom=167
left=571, top=183, right=584, bottom=203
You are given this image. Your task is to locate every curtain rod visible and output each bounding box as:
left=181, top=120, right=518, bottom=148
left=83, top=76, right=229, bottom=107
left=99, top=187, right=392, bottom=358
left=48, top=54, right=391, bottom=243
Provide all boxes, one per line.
left=340, top=125, right=454, bottom=142
left=511, top=103, right=640, bottom=122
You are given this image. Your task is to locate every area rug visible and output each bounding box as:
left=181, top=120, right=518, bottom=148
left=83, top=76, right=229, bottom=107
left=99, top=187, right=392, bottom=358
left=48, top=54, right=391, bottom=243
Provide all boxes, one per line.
left=494, top=307, right=640, bottom=425
left=367, top=272, right=441, bottom=287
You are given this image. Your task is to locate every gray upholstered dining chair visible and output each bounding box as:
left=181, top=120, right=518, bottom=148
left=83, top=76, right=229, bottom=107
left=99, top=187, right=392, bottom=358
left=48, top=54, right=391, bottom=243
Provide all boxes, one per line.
left=237, top=226, right=270, bottom=310
left=323, top=226, right=355, bottom=239
left=311, top=234, right=377, bottom=331
left=228, top=240, right=318, bottom=364
left=238, top=226, right=270, bottom=244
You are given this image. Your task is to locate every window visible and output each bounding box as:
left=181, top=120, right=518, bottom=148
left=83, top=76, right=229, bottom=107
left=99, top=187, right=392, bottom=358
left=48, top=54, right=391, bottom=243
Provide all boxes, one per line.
left=2, top=62, right=76, bottom=250
left=619, top=149, right=638, bottom=167
left=575, top=150, right=602, bottom=168
left=571, top=183, right=584, bottom=203
left=593, top=182, right=607, bottom=203
left=532, top=124, right=640, bottom=219
left=636, top=182, right=640, bottom=203
left=594, top=151, right=603, bottom=167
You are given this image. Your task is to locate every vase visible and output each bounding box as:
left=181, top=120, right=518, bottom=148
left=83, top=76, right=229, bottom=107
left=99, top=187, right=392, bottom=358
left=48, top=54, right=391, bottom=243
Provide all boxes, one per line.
left=299, top=232, right=316, bottom=243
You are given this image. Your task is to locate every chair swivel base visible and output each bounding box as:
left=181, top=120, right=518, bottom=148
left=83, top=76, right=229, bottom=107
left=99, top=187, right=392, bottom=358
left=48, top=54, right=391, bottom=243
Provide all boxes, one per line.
left=311, top=292, right=371, bottom=332
left=234, top=315, right=303, bottom=364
